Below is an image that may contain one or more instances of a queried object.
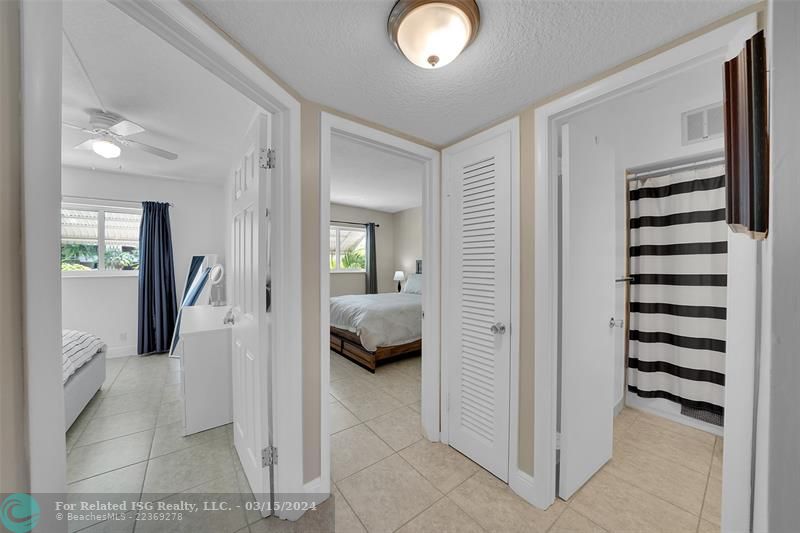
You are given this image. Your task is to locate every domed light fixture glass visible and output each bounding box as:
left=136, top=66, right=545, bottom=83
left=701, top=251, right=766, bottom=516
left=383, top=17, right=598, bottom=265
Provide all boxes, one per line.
left=388, top=0, right=480, bottom=69
left=91, top=139, right=121, bottom=159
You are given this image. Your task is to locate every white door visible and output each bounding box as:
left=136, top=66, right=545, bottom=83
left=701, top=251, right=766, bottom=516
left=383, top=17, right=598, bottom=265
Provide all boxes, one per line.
left=444, top=126, right=513, bottom=482
left=231, top=113, right=273, bottom=511
left=558, top=122, right=615, bottom=499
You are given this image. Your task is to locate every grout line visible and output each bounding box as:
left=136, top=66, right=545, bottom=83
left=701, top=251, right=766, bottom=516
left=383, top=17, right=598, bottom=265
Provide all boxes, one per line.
left=696, top=438, right=717, bottom=532
left=333, top=480, right=370, bottom=533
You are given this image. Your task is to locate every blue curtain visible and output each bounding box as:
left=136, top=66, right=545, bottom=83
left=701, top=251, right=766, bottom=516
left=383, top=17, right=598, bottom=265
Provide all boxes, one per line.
left=365, top=223, right=378, bottom=294
left=137, top=201, right=178, bottom=355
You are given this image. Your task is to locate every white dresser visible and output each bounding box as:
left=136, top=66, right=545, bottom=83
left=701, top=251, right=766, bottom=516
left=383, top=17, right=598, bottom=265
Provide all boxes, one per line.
left=175, top=305, right=233, bottom=436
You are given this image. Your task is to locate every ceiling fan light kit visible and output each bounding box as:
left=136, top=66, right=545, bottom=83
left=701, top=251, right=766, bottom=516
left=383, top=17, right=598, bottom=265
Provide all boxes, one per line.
left=388, top=0, right=480, bottom=69
left=91, top=139, right=121, bottom=159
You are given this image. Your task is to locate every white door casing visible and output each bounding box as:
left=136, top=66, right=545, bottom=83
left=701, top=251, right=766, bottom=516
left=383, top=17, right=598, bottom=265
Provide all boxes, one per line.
left=557, top=123, right=615, bottom=499
left=444, top=127, right=513, bottom=482
left=231, top=113, right=273, bottom=512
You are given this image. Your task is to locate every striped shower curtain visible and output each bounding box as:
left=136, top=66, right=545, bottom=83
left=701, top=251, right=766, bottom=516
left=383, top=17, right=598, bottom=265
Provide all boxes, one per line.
left=627, top=164, right=727, bottom=421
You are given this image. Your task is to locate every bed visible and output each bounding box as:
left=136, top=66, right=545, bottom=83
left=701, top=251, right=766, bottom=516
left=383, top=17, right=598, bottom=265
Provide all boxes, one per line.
left=330, top=274, right=422, bottom=372
left=63, top=330, right=107, bottom=429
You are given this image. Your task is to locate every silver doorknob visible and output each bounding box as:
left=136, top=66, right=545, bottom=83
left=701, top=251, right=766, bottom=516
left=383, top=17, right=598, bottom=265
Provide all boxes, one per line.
left=490, top=322, right=507, bottom=335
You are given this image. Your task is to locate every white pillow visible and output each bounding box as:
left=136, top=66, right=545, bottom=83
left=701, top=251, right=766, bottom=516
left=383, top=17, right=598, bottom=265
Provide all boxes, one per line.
left=403, top=273, right=422, bottom=294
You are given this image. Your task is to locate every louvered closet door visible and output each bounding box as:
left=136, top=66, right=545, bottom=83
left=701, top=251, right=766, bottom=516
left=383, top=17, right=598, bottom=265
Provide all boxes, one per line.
left=445, top=132, right=512, bottom=482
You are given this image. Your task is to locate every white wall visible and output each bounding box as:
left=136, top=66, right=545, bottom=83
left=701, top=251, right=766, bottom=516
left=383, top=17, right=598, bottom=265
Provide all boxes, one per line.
left=569, top=60, right=725, bottom=410
left=329, top=203, right=396, bottom=296
left=61, top=166, right=226, bottom=356
left=393, top=206, right=422, bottom=282
left=762, top=2, right=800, bottom=529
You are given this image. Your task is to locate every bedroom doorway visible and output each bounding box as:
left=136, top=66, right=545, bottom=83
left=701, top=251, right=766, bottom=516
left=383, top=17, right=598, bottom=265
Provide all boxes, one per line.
left=319, top=113, right=441, bottom=504
left=22, top=0, right=305, bottom=528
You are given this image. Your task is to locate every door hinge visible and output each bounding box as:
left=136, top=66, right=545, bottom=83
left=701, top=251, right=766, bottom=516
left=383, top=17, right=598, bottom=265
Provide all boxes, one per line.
left=556, top=432, right=562, bottom=451
left=259, top=148, right=276, bottom=170
left=262, top=446, right=278, bottom=467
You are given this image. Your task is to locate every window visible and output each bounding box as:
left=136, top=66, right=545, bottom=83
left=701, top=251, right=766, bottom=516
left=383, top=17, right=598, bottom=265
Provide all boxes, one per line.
left=329, top=225, right=366, bottom=272
left=61, top=203, right=142, bottom=275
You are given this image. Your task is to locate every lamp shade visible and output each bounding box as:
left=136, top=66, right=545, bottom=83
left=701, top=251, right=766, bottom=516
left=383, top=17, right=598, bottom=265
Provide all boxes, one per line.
left=393, top=271, right=406, bottom=282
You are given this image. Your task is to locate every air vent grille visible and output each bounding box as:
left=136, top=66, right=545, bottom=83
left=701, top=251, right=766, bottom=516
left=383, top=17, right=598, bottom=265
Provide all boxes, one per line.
left=682, top=103, right=724, bottom=145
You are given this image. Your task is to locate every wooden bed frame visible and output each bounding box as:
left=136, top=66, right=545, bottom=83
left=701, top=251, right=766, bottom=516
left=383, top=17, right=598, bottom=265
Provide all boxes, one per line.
left=330, top=326, right=421, bottom=372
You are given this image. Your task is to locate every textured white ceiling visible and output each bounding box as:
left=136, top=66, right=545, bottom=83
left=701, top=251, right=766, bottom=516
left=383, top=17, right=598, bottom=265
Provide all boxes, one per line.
left=331, top=134, right=423, bottom=213
left=191, top=0, right=751, bottom=146
left=62, top=0, right=258, bottom=183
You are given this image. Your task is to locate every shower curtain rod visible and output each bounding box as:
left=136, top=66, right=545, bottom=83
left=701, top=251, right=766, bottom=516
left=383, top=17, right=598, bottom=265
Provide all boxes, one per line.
left=62, top=194, right=174, bottom=207
left=330, top=219, right=380, bottom=228
left=626, top=150, right=726, bottom=181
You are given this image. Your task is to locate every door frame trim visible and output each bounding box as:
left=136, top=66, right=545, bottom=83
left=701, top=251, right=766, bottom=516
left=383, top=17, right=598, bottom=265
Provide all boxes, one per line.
left=440, top=117, right=522, bottom=494
left=22, top=0, right=304, bottom=516
left=533, top=13, right=758, bottom=516
left=319, top=112, right=441, bottom=496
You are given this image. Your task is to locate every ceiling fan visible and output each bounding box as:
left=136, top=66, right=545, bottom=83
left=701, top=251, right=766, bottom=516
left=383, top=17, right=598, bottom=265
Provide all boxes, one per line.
left=63, top=110, right=178, bottom=161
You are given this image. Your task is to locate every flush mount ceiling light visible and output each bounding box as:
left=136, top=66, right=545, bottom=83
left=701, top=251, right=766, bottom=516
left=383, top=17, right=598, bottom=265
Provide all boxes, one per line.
left=388, top=0, right=480, bottom=69
left=91, top=139, right=121, bottom=159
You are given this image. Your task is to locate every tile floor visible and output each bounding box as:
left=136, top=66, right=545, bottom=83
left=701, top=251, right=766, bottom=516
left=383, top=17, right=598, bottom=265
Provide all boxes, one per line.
left=327, top=352, right=723, bottom=533
left=65, top=352, right=722, bottom=532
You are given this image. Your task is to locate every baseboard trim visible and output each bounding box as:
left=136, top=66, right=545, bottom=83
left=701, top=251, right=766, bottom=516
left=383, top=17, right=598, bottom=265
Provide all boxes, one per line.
left=106, top=345, right=136, bottom=358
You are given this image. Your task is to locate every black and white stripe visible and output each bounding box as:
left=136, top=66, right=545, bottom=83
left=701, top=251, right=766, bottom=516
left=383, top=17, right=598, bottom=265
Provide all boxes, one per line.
left=628, top=165, right=727, bottom=420
left=63, top=329, right=106, bottom=383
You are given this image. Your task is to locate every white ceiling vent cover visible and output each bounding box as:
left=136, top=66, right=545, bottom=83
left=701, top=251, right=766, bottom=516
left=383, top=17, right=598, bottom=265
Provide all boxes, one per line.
left=682, top=103, right=724, bottom=145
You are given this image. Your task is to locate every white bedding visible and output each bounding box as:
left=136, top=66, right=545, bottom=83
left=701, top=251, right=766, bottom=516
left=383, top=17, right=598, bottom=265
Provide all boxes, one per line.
left=330, top=293, right=422, bottom=352
left=63, top=329, right=106, bottom=383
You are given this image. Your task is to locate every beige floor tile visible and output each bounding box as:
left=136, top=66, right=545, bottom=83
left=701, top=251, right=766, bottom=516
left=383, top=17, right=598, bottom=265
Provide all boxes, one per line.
left=150, top=421, right=231, bottom=459
left=381, top=376, right=422, bottom=405
left=613, top=407, right=640, bottom=437
left=339, top=389, right=404, bottom=422
left=67, top=463, right=146, bottom=533
left=698, top=518, right=720, bottom=533
left=93, top=391, right=162, bottom=419
left=399, top=440, right=480, bottom=493
left=337, top=454, right=442, bottom=533
left=67, top=406, right=94, bottom=452
left=331, top=424, right=393, bottom=482
left=142, top=437, right=235, bottom=496
left=77, top=516, right=136, bottom=532
left=570, top=470, right=699, bottom=533
left=366, top=407, right=422, bottom=451
left=157, top=399, right=185, bottom=426
left=605, top=439, right=709, bottom=515
left=331, top=376, right=379, bottom=402
left=408, top=402, right=421, bottom=414
left=710, top=437, right=723, bottom=480
left=104, top=379, right=164, bottom=399
left=161, top=383, right=183, bottom=404
left=396, top=496, right=483, bottom=533
left=624, top=417, right=715, bottom=474
left=701, top=475, right=722, bottom=526
left=549, top=508, right=606, bottom=533
left=634, top=410, right=717, bottom=445
left=67, top=430, right=154, bottom=483
left=137, top=474, right=247, bottom=533
left=449, top=469, right=566, bottom=533
left=330, top=401, right=361, bottom=435
left=76, top=408, right=159, bottom=447
left=333, top=487, right=367, bottom=533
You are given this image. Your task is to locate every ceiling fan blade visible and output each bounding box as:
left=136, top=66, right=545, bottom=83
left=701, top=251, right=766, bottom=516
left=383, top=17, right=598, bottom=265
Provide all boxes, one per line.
left=74, top=139, right=96, bottom=151
left=63, top=122, right=94, bottom=134
left=126, top=139, right=178, bottom=160
left=108, top=119, right=145, bottom=137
